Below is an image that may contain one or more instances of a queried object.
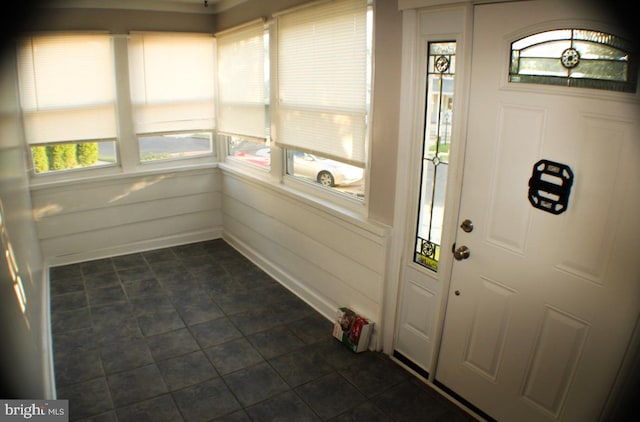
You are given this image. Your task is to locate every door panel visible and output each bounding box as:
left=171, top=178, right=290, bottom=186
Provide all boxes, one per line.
left=521, top=306, right=589, bottom=415
left=462, top=276, right=515, bottom=382
left=436, top=1, right=640, bottom=421
left=553, top=115, right=632, bottom=283
left=395, top=266, right=438, bottom=370
left=486, top=105, right=543, bottom=253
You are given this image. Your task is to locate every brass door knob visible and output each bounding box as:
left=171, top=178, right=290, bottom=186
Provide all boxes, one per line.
left=453, top=245, right=470, bottom=261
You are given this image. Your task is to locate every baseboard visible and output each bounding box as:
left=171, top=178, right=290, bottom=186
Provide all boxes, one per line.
left=223, top=231, right=337, bottom=325
left=40, top=265, right=56, bottom=399
left=46, top=227, right=224, bottom=267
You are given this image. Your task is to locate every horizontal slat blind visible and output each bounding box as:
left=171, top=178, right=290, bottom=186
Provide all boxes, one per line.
left=276, top=0, right=368, bottom=167
left=17, top=34, right=117, bottom=144
left=216, top=21, right=267, bottom=139
left=128, top=32, right=216, bottom=134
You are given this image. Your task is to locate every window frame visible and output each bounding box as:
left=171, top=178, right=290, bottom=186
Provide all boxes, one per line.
left=223, top=134, right=271, bottom=173
left=220, top=2, right=373, bottom=212
left=20, top=6, right=375, bottom=210
left=28, top=139, right=119, bottom=175
left=216, top=20, right=272, bottom=177
left=16, top=32, right=122, bottom=177
left=277, top=0, right=372, bottom=209
left=136, top=131, right=216, bottom=164
left=20, top=31, right=219, bottom=184
left=216, top=19, right=269, bottom=141
left=274, top=0, right=371, bottom=165
left=127, top=31, right=218, bottom=166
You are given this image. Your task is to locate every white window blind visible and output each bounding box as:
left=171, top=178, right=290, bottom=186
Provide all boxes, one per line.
left=128, top=32, right=216, bottom=134
left=216, top=20, right=267, bottom=139
left=276, top=0, right=368, bottom=167
left=17, top=34, right=117, bottom=144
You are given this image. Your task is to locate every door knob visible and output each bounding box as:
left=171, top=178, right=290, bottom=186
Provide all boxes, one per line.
left=453, top=245, right=470, bottom=261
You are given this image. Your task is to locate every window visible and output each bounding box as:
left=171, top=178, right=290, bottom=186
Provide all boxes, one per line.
left=216, top=20, right=270, bottom=170
left=216, top=20, right=268, bottom=140
left=138, top=132, right=213, bottom=162
left=17, top=34, right=118, bottom=174
left=128, top=32, right=216, bottom=162
left=276, top=0, right=371, bottom=198
left=509, top=29, right=637, bottom=93
left=226, top=136, right=271, bottom=169
left=286, top=150, right=364, bottom=195
left=414, top=41, right=456, bottom=272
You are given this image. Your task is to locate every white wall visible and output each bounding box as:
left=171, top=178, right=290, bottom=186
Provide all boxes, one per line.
left=221, top=169, right=389, bottom=347
left=33, top=168, right=223, bottom=264
left=0, top=49, right=52, bottom=399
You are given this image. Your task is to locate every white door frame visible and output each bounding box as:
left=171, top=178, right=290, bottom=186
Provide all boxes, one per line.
left=383, top=2, right=473, bottom=375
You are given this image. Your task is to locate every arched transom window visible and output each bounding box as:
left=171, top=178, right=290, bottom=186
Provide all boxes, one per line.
left=509, top=29, right=637, bottom=93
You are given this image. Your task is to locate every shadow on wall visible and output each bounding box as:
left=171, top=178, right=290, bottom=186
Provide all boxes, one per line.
left=1, top=4, right=50, bottom=397
left=0, top=150, right=49, bottom=399
left=0, top=200, right=41, bottom=398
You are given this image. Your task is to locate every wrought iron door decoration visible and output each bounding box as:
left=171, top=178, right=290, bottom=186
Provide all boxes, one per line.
left=528, top=159, right=574, bottom=214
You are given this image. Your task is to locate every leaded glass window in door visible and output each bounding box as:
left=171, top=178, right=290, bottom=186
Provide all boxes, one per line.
left=509, top=29, right=637, bottom=92
left=414, top=41, right=456, bottom=272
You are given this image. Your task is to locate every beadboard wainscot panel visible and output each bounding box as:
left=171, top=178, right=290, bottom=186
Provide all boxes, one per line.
left=221, top=170, right=390, bottom=349
left=31, top=167, right=223, bottom=263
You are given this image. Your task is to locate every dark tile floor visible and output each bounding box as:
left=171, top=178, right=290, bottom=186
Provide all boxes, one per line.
left=50, top=239, right=475, bottom=421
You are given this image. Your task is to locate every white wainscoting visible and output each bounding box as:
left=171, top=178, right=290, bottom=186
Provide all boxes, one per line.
left=32, top=164, right=391, bottom=350
left=32, top=167, right=223, bottom=264
left=221, top=170, right=390, bottom=349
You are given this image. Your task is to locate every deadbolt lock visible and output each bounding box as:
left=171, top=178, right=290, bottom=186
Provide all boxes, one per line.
left=460, top=219, right=474, bottom=233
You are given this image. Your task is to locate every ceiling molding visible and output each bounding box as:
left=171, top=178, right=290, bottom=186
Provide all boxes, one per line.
left=40, top=0, right=248, bottom=14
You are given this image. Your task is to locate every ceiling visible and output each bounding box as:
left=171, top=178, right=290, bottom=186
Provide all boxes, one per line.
left=42, top=0, right=248, bottom=14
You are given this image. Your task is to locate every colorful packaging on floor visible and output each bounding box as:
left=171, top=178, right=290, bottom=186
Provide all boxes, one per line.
left=332, top=307, right=373, bottom=352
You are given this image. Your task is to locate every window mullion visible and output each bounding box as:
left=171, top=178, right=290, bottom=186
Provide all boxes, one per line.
left=268, top=18, right=281, bottom=185
left=112, top=34, right=137, bottom=171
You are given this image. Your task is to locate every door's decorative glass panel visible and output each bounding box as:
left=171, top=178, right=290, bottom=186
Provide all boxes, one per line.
left=414, top=42, right=456, bottom=272
left=509, top=29, right=637, bottom=92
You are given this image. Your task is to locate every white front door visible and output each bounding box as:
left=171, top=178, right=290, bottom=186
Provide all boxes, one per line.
left=436, top=1, right=640, bottom=421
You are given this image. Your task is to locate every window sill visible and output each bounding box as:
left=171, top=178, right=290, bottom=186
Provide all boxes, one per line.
left=219, top=161, right=388, bottom=239
left=29, top=162, right=220, bottom=191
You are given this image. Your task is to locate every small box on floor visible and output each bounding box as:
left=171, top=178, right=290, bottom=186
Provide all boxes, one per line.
left=332, top=307, right=373, bottom=353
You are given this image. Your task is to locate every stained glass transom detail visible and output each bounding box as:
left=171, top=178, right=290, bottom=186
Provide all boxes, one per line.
left=509, top=29, right=637, bottom=93
left=414, top=42, right=456, bottom=272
